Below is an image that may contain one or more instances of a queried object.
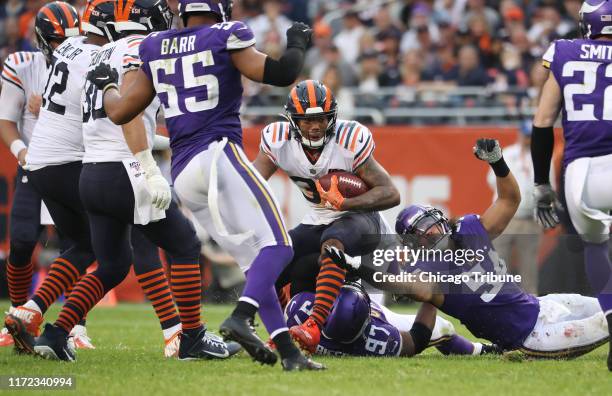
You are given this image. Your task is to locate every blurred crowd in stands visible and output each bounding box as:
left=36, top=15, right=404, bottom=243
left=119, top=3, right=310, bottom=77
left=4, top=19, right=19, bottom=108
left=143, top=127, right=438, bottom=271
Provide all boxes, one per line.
left=0, top=0, right=581, bottom=121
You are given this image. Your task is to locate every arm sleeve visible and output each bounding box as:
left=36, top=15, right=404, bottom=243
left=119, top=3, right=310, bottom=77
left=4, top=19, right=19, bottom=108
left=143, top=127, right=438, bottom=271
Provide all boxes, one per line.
left=0, top=80, right=26, bottom=122
left=351, top=123, right=375, bottom=171
left=123, top=35, right=145, bottom=73
left=542, top=42, right=556, bottom=69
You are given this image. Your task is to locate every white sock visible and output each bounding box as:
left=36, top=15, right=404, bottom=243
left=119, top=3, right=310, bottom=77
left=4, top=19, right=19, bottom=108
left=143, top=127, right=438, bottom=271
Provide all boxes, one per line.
left=472, top=342, right=483, bottom=355
left=23, top=300, right=42, bottom=314
left=163, top=323, right=182, bottom=340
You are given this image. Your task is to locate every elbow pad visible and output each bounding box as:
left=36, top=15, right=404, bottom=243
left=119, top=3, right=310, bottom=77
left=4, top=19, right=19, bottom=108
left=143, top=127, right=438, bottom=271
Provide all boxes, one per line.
left=531, top=126, right=554, bottom=185
left=409, top=322, right=433, bottom=355
left=262, top=48, right=305, bottom=87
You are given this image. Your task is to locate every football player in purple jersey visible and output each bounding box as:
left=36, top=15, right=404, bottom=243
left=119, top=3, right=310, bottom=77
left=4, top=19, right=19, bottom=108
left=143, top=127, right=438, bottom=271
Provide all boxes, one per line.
left=531, top=0, right=612, bottom=370
left=285, top=282, right=501, bottom=358
left=87, top=0, right=323, bottom=371
left=327, top=139, right=609, bottom=359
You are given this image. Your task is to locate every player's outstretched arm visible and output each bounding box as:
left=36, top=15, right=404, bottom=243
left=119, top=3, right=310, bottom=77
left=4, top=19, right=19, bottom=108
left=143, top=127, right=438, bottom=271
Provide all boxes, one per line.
left=231, top=22, right=312, bottom=86
left=343, top=157, right=400, bottom=211
left=253, top=150, right=279, bottom=180
left=89, top=64, right=156, bottom=125
left=400, top=303, right=436, bottom=357
left=531, top=72, right=563, bottom=229
left=475, top=139, right=521, bottom=239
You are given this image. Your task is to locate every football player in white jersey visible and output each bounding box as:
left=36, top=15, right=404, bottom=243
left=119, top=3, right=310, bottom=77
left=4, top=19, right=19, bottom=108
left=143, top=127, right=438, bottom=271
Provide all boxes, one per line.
left=2, top=2, right=99, bottom=349
left=0, top=49, right=48, bottom=347
left=253, top=80, right=400, bottom=352
left=29, top=0, right=236, bottom=362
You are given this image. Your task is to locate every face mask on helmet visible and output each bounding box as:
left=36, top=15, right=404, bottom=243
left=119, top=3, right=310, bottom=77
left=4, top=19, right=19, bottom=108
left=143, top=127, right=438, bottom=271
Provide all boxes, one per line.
left=397, top=207, right=452, bottom=250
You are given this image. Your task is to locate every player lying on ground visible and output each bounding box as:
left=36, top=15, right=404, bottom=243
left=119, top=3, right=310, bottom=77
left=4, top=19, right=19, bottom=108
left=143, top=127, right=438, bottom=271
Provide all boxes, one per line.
left=530, top=0, right=612, bottom=370
left=326, top=139, right=610, bottom=359
left=88, top=0, right=323, bottom=371
left=285, top=281, right=500, bottom=357
left=253, top=79, right=400, bottom=352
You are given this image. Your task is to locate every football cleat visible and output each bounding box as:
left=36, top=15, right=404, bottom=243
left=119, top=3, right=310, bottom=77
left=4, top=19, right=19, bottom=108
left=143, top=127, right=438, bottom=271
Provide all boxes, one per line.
left=219, top=315, right=278, bottom=366
left=480, top=343, right=503, bottom=355
left=178, top=326, right=237, bottom=361
left=281, top=352, right=326, bottom=371
left=288, top=317, right=321, bottom=354
left=4, top=306, right=43, bottom=354
left=69, top=325, right=95, bottom=350
left=34, top=323, right=75, bottom=362
left=0, top=327, right=14, bottom=347
left=164, top=330, right=181, bottom=358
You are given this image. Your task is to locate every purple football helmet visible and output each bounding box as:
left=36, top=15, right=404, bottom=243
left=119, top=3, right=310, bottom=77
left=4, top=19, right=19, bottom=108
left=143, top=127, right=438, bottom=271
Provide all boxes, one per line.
left=284, top=292, right=315, bottom=328
left=395, top=204, right=452, bottom=249
left=579, top=0, right=612, bottom=39
left=178, top=0, right=233, bottom=23
left=322, top=282, right=371, bottom=344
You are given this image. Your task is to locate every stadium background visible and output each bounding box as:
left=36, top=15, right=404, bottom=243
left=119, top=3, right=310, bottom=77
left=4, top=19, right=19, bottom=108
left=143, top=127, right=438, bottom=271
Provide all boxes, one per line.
left=0, top=0, right=593, bottom=303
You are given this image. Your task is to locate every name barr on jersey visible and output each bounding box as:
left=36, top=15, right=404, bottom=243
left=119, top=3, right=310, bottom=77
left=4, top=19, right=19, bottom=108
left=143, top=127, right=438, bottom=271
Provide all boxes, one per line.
left=580, top=43, right=612, bottom=60
left=160, top=35, right=196, bottom=55
left=55, top=42, right=83, bottom=61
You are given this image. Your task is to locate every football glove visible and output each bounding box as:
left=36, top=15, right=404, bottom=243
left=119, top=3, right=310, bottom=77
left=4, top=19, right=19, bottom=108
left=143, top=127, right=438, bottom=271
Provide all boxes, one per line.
left=324, top=246, right=361, bottom=271
left=134, top=150, right=171, bottom=211
left=87, top=63, right=119, bottom=94
left=473, top=138, right=503, bottom=163
left=533, top=184, right=561, bottom=229
left=286, top=22, right=312, bottom=51
left=315, top=175, right=345, bottom=210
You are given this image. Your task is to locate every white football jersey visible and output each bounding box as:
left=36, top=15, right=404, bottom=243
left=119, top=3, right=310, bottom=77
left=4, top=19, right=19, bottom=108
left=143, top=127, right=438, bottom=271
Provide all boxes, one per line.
left=26, top=36, right=99, bottom=169
left=260, top=120, right=375, bottom=225
left=83, top=34, right=160, bottom=163
left=0, top=51, right=48, bottom=144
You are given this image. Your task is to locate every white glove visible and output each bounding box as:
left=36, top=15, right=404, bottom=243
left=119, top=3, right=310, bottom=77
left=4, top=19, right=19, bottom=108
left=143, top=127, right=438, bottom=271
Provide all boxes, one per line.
left=135, top=149, right=171, bottom=210
left=324, top=245, right=362, bottom=271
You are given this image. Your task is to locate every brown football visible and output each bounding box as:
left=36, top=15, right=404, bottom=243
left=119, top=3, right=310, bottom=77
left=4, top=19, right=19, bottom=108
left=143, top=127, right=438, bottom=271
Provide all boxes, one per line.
left=318, top=171, right=369, bottom=198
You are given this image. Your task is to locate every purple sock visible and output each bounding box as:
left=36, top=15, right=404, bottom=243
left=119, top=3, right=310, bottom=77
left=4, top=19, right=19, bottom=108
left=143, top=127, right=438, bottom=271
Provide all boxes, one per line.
left=241, top=245, right=293, bottom=336
left=435, top=335, right=476, bottom=355
left=583, top=242, right=612, bottom=314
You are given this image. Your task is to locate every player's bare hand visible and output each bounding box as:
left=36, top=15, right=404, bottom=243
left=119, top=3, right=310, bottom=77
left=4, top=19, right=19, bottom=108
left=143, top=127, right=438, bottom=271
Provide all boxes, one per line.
left=533, top=184, right=561, bottom=229
left=473, top=138, right=503, bottom=163
left=27, top=94, right=42, bottom=117
left=286, top=22, right=312, bottom=50
left=87, top=63, right=119, bottom=93
left=17, top=148, right=27, bottom=166
left=316, top=175, right=345, bottom=210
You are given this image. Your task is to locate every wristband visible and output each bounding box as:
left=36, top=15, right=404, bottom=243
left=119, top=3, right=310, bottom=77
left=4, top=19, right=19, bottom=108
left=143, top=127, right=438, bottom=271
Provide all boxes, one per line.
left=10, top=139, right=27, bottom=159
left=490, top=157, right=510, bottom=177
left=102, top=83, right=119, bottom=96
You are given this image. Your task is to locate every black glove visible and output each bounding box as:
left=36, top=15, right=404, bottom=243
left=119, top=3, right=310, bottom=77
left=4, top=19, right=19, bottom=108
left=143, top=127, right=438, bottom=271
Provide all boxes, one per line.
left=324, top=246, right=361, bottom=271
left=473, top=138, right=503, bottom=163
left=286, top=22, right=312, bottom=51
left=87, top=63, right=119, bottom=93
left=533, top=184, right=562, bottom=229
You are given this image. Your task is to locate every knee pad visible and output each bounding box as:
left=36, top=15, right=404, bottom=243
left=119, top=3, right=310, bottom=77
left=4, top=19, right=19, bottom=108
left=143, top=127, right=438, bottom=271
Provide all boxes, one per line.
left=9, top=239, right=38, bottom=267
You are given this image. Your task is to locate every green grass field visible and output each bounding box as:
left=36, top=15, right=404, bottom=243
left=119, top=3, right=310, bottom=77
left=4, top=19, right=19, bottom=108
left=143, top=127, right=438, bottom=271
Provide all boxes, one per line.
left=0, top=302, right=610, bottom=396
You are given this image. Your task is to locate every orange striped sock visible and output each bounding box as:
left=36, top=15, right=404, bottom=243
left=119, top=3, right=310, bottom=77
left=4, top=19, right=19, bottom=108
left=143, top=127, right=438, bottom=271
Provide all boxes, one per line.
left=32, top=258, right=80, bottom=313
left=136, top=268, right=180, bottom=330
left=6, top=260, right=33, bottom=307
left=170, top=263, right=202, bottom=331
left=311, top=257, right=346, bottom=327
left=55, top=274, right=104, bottom=333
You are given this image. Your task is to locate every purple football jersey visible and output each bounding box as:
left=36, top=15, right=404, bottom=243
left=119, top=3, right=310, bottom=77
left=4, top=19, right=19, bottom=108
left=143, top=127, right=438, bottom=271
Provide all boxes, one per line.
left=412, top=215, right=540, bottom=349
left=139, top=21, right=256, bottom=180
left=285, top=292, right=402, bottom=357
left=544, top=39, right=612, bottom=166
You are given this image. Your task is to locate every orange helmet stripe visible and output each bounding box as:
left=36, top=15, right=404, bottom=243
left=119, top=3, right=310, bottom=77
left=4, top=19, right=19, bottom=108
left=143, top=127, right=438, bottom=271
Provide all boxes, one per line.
left=42, top=6, right=64, bottom=36
left=290, top=87, right=304, bottom=114
left=323, top=85, right=331, bottom=111
left=306, top=80, right=317, bottom=109
left=57, top=2, right=76, bottom=28
left=83, top=0, right=107, bottom=23
left=116, top=0, right=136, bottom=22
